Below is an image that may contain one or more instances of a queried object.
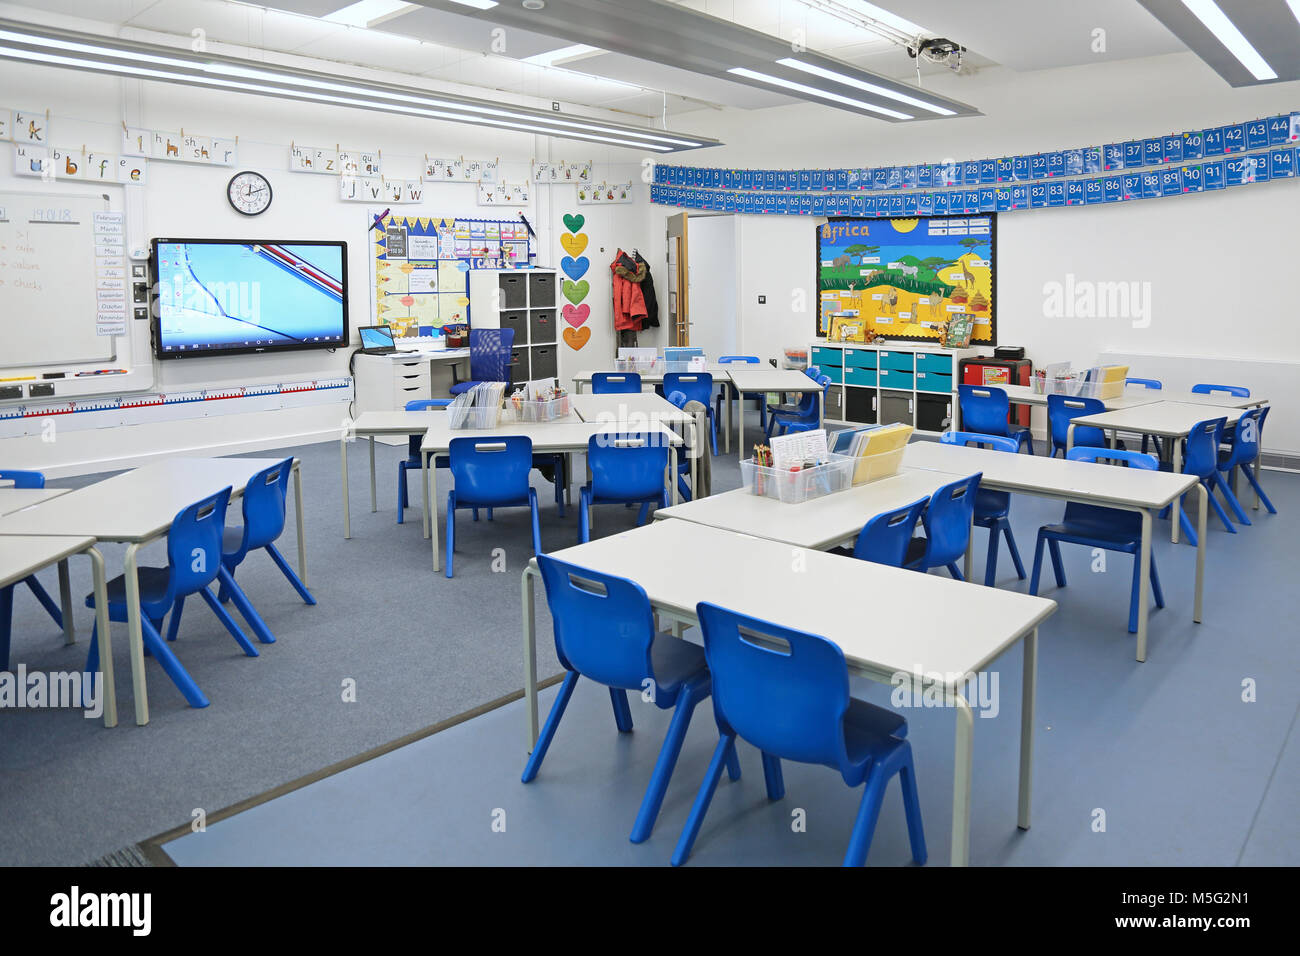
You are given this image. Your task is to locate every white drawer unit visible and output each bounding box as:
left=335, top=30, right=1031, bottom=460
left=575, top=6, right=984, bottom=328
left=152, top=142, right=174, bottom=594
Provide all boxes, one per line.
left=809, top=341, right=979, bottom=435
left=469, top=268, right=560, bottom=386
left=353, top=351, right=469, bottom=413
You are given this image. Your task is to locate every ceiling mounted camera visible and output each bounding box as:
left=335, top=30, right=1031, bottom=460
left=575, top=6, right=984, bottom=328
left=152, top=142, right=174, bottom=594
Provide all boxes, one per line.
left=907, top=37, right=965, bottom=73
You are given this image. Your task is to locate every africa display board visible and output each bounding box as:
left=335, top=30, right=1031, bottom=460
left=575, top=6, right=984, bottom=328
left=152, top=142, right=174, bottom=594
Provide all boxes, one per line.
left=816, top=215, right=996, bottom=345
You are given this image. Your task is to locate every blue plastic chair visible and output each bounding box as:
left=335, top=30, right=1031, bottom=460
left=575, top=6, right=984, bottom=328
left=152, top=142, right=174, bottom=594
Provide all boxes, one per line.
left=579, top=433, right=669, bottom=543
left=1192, top=383, right=1249, bottom=398
left=673, top=603, right=926, bottom=868
left=1160, top=417, right=1235, bottom=545
left=958, top=385, right=1033, bottom=454
left=663, top=372, right=717, bottom=455
left=903, top=473, right=982, bottom=580
left=766, top=374, right=831, bottom=437
left=523, top=555, right=733, bottom=843
left=1046, top=394, right=1110, bottom=458
left=941, top=432, right=1027, bottom=587
left=1216, top=407, right=1275, bottom=521
left=219, top=457, right=315, bottom=616
left=1030, top=449, right=1165, bottom=634
left=83, top=487, right=264, bottom=709
left=1126, top=378, right=1162, bottom=390
left=849, top=497, right=928, bottom=567
left=0, top=469, right=65, bottom=634
left=449, top=328, right=514, bottom=395
left=445, top=436, right=541, bottom=578
left=715, top=355, right=765, bottom=433
left=592, top=372, right=642, bottom=394
left=397, top=399, right=451, bottom=525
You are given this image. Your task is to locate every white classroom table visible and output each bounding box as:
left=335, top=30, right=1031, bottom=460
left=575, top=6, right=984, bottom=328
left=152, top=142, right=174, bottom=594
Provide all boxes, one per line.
left=572, top=364, right=740, bottom=453
left=0, top=457, right=306, bottom=726
left=521, top=519, right=1056, bottom=867
left=0, top=488, right=76, bottom=644
left=1000, top=384, right=1161, bottom=412
left=1066, top=401, right=1244, bottom=546
left=726, top=367, right=827, bottom=463
left=0, top=534, right=114, bottom=726
left=654, top=467, right=955, bottom=552
left=420, top=418, right=682, bottom=574
left=904, top=440, right=1203, bottom=662
left=570, top=392, right=700, bottom=500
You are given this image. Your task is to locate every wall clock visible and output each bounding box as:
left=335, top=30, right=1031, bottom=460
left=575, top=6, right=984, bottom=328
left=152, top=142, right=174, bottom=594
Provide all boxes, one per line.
left=227, top=171, right=272, bottom=216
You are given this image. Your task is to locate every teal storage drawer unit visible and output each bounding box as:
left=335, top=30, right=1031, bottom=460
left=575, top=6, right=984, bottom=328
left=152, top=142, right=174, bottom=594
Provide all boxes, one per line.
left=878, top=367, right=913, bottom=390
left=811, top=346, right=843, bottom=369
left=844, top=348, right=877, bottom=369
left=915, top=370, right=952, bottom=394
left=878, top=350, right=914, bottom=372
left=844, top=366, right=877, bottom=387
left=915, top=351, right=954, bottom=375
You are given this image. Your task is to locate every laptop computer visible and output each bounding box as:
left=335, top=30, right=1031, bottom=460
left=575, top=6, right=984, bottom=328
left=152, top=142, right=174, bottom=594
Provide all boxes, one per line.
left=357, top=325, right=397, bottom=355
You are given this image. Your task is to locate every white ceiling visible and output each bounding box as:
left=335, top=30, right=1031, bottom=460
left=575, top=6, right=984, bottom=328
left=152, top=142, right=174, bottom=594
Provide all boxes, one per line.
left=0, top=0, right=1194, bottom=121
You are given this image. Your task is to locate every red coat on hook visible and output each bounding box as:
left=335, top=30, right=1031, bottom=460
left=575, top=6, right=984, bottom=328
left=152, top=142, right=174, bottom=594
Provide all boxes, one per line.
left=610, top=249, right=648, bottom=331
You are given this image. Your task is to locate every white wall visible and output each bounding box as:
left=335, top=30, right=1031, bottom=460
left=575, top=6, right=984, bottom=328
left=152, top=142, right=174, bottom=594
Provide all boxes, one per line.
left=659, top=52, right=1300, bottom=450
left=0, top=53, right=657, bottom=475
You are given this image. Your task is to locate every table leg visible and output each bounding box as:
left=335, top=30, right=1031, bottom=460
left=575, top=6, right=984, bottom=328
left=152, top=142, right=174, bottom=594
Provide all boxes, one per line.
left=1109, top=427, right=1117, bottom=450
left=951, top=692, right=974, bottom=867
left=1194, top=485, right=1207, bottom=624
left=963, top=515, right=974, bottom=581
left=1252, top=455, right=1261, bottom=511
left=724, top=382, right=732, bottom=454
left=1136, top=509, right=1152, bottom=662
left=566, top=452, right=573, bottom=508
left=1170, top=441, right=1183, bottom=544
left=1065, top=422, right=1075, bottom=454
left=1018, top=627, right=1038, bottom=830
left=421, top=446, right=430, bottom=540
left=669, top=442, right=679, bottom=506
left=124, top=542, right=149, bottom=726
left=522, top=566, right=539, bottom=749
left=818, top=389, right=825, bottom=430
left=368, top=435, right=377, bottom=513
left=738, top=394, right=746, bottom=464
left=430, top=458, right=442, bottom=573
left=340, top=433, right=351, bottom=540
left=292, top=465, right=309, bottom=587
left=57, top=558, right=75, bottom=644
left=86, top=547, right=116, bottom=728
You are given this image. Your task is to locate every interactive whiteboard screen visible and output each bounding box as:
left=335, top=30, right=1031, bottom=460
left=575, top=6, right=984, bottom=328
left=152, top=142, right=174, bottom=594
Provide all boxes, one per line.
left=151, top=239, right=348, bottom=358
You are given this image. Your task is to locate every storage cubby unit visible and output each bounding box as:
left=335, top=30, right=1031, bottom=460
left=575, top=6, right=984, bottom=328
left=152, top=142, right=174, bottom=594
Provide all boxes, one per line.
left=469, top=269, right=560, bottom=386
left=809, top=342, right=978, bottom=434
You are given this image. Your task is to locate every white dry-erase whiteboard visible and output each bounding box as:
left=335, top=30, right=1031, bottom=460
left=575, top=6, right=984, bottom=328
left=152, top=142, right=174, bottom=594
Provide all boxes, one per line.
left=0, top=191, right=117, bottom=369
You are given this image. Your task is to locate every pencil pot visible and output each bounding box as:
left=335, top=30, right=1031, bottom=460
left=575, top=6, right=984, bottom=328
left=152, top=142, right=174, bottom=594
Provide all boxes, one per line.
left=741, top=454, right=855, bottom=504
left=506, top=395, right=571, bottom=423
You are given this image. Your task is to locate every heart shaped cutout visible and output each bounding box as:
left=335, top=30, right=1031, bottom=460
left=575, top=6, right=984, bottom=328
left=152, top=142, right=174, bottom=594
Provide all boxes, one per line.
left=561, top=303, right=590, bottom=327
left=560, top=255, right=589, bottom=280
left=563, top=213, right=585, bottom=233
left=400, top=296, right=415, bottom=308
left=562, top=279, right=589, bottom=305
left=563, top=325, right=591, bottom=350
left=560, top=233, right=588, bottom=256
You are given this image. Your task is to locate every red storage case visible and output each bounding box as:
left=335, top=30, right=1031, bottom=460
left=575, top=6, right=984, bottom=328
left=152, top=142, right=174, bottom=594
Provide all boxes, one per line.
left=959, top=357, right=1033, bottom=427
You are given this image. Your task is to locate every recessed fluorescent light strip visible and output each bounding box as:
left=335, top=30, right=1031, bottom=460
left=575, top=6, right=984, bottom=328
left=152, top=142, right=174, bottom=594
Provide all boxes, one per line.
left=776, top=58, right=955, bottom=115
left=1179, top=0, right=1278, bottom=81
left=0, top=26, right=707, bottom=150
left=727, top=66, right=911, bottom=119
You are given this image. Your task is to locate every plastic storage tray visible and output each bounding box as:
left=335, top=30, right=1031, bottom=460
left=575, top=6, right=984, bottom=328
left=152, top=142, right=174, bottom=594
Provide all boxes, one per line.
left=506, top=394, right=571, bottom=423
left=1031, top=375, right=1123, bottom=399
left=740, top=453, right=855, bottom=504
left=614, top=357, right=663, bottom=373
left=448, top=404, right=504, bottom=430
left=849, top=446, right=906, bottom=485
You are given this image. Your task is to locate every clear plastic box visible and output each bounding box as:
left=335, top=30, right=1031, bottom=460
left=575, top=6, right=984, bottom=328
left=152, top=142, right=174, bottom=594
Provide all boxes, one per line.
left=740, top=453, right=856, bottom=504
left=614, top=356, right=662, bottom=373
left=850, top=446, right=907, bottom=485
left=1031, top=375, right=1123, bottom=400
left=505, top=394, right=571, bottom=423
left=448, top=404, right=504, bottom=430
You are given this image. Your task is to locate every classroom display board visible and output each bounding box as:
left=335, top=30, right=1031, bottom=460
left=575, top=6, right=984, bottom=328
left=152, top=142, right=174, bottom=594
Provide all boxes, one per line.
left=0, top=191, right=118, bottom=369
left=372, top=214, right=533, bottom=337
left=817, top=215, right=995, bottom=345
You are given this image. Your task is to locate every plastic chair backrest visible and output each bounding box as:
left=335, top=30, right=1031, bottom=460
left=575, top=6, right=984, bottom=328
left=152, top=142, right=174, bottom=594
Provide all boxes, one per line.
left=447, top=435, right=533, bottom=506
left=1047, top=394, right=1106, bottom=449
left=1062, top=448, right=1157, bottom=529
left=853, top=497, right=928, bottom=566
left=804, top=365, right=821, bottom=380
left=592, top=372, right=642, bottom=394
left=1192, top=383, right=1249, bottom=398
left=719, top=355, right=759, bottom=364
left=941, top=431, right=1019, bottom=453
left=238, top=457, right=294, bottom=553
left=662, top=372, right=713, bottom=407
left=697, top=601, right=851, bottom=774
left=1219, top=407, right=1262, bottom=470
left=166, top=487, right=232, bottom=602
left=536, top=555, right=656, bottom=689
left=920, top=473, right=981, bottom=566
left=405, top=399, right=451, bottom=458
left=0, top=470, right=44, bottom=489
left=959, top=385, right=1012, bottom=437
left=587, top=432, right=669, bottom=501
left=1183, top=418, right=1226, bottom=479
left=1126, top=378, right=1162, bottom=390
left=1066, top=447, right=1158, bottom=470
left=468, top=328, right=514, bottom=383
